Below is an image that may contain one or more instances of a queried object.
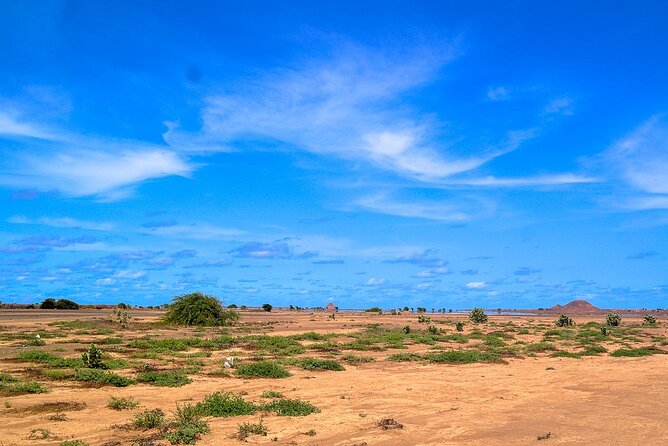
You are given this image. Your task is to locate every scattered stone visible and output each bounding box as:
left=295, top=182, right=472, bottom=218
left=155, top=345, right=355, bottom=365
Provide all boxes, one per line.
left=377, top=418, right=404, bottom=430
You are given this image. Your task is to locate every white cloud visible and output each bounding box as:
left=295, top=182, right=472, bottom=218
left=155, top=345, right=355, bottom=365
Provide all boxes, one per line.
left=355, top=192, right=492, bottom=222
left=466, top=281, right=487, bottom=289
left=147, top=223, right=244, bottom=240
left=0, top=112, right=193, bottom=200
left=95, top=278, right=116, bottom=285
left=114, top=270, right=147, bottom=279
left=7, top=215, right=115, bottom=231
left=444, top=173, right=596, bottom=187
left=487, top=86, right=510, bottom=101
left=543, top=97, right=574, bottom=116
left=365, top=277, right=386, bottom=286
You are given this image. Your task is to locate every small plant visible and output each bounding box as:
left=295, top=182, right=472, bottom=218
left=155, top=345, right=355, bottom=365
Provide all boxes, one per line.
left=605, top=313, right=621, bottom=326
left=237, top=420, right=268, bottom=440
left=427, top=325, right=438, bottom=334
left=164, top=403, right=210, bottom=444
left=296, top=358, right=345, bottom=371
left=74, top=369, right=132, bottom=387
left=402, top=325, right=411, bottom=334
left=643, top=314, right=657, bottom=325
left=262, top=303, right=273, bottom=312
left=132, top=408, right=165, bottom=430
left=81, top=344, right=105, bottom=369
left=107, top=396, right=139, bottom=410
left=28, top=428, right=52, bottom=439
left=110, top=308, right=133, bottom=329
left=555, top=314, right=574, bottom=327
left=455, top=322, right=464, bottom=332
left=600, top=326, right=609, bottom=336
left=417, top=315, right=431, bottom=323
left=137, top=370, right=192, bottom=387
left=59, top=441, right=89, bottom=446
left=261, top=390, right=284, bottom=398
left=26, top=335, right=46, bottom=346
left=236, top=361, right=291, bottom=378
left=469, top=307, right=488, bottom=323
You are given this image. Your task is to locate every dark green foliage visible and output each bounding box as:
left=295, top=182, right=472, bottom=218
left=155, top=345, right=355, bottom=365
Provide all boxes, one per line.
left=236, top=361, right=291, bottom=378
left=556, top=314, right=575, bottom=327
left=261, top=303, right=273, bottom=312
left=243, top=335, right=304, bottom=356
left=81, top=344, right=104, bottom=368
left=195, top=392, right=257, bottom=417
left=364, top=307, right=382, bottom=313
left=469, top=307, right=488, bottom=323
left=606, top=313, right=622, bottom=326
left=107, top=396, right=139, bottom=410
left=237, top=420, right=267, bottom=440
left=164, top=404, right=210, bottom=444
left=74, top=369, right=133, bottom=387
left=402, top=325, right=411, bottom=334
left=137, top=370, right=192, bottom=387
left=644, top=315, right=657, bottom=325
left=261, top=390, right=284, bottom=398
left=132, top=408, right=165, bottom=429
left=40, top=298, right=57, bottom=309
left=162, top=292, right=239, bottom=326
left=54, top=299, right=80, bottom=310
left=341, top=354, right=375, bottom=364
left=289, top=331, right=336, bottom=341
left=427, top=325, right=438, bottom=334
left=455, top=322, right=464, bottom=332
left=261, top=399, right=320, bottom=416
left=525, top=342, right=557, bottom=352
left=295, top=358, right=345, bottom=371
left=129, top=335, right=233, bottom=352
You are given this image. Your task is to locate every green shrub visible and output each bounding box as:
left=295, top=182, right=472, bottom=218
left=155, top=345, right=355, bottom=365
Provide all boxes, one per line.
left=341, top=354, right=375, bottom=364
left=17, top=350, right=83, bottom=368
left=81, top=344, right=105, bottom=369
left=162, top=292, right=240, bottom=326
left=525, top=342, right=557, bottom=352
left=243, top=335, right=304, bottom=356
left=455, top=322, right=465, bottom=331
left=261, top=303, right=273, bottom=312
left=0, top=375, right=49, bottom=394
left=427, top=325, right=438, bottom=334
left=364, top=307, right=382, bottom=313
left=41, top=369, right=75, bottom=380
left=132, top=408, right=165, bottom=429
left=59, top=441, right=89, bottom=446
left=555, top=314, right=575, bottom=327
left=237, top=420, right=267, bottom=440
left=74, top=369, right=132, bottom=387
left=236, top=361, right=291, bottom=378
left=296, top=358, right=345, bottom=371
left=261, top=399, right=320, bottom=416
left=40, top=298, right=57, bottom=309
left=195, top=392, right=257, bottom=417
left=164, top=404, right=210, bottom=444
left=54, top=299, right=80, bottom=310
left=644, top=315, right=657, bottom=325
left=469, top=308, right=488, bottom=323
left=137, top=370, right=191, bottom=387
left=107, top=396, right=139, bottom=410
left=261, top=390, right=284, bottom=398
left=606, top=313, right=621, bottom=326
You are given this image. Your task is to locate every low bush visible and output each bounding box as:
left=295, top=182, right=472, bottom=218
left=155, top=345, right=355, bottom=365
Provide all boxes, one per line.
left=236, top=361, right=291, bottom=378
left=611, top=347, right=661, bottom=357
left=555, top=314, right=575, bottom=327
left=137, top=370, right=192, bottom=387
left=261, top=390, right=284, bottom=398
left=644, top=315, right=657, bottom=325
left=107, top=396, right=139, bottom=410
left=469, top=308, right=488, bottom=324
left=162, top=292, right=239, bottom=327
left=295, top=358, right=345, bottom=371
left=74, top=369, right=132, bottom=387
left=237, top=420, right=267, bottom=440
left=605, top=313, right=622, bottom=326
left=261, top=399, right=320, bottom=416
left=194, top=392, right=256, bottom=417
left=164, top=404, right=210, bottom=445
left=132, top=408, right=165, bottom=429
left=424, top=350, right=500, bottom=363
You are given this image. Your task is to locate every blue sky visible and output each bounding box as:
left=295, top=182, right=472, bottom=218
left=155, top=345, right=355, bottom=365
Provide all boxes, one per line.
left=1, top=1, right=667, bottom=308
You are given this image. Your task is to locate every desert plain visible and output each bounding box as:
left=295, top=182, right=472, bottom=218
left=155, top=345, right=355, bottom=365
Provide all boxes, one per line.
left=0, top=308, right=667, bottom=445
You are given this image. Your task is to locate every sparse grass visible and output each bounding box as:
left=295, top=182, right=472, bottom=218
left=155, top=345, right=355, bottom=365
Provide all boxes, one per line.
left=610, top=347, right=662, bottom=357
left=425, top=349, right=500, bottom=363
left=74, top=369, right=133, bottom=387
left=17, top=350, right=83, bottom=368
left=261, top=399, right=320, bottom=416
left=242, top=335, right=305, bottom=356
left=41, top=369, right=76, bottom=380
left=386, top=352, right=422, bottom=362
left=261, top=390, right=284, bottom=398
left=137, top=370, right=192, bottom=387
left=108, top=396, right=139, bottom=410
left=236, top=361, right=291, bottom=378
left=0, top=374, right=49, bottom=394
left=132, top=408, right=165, bottom=429
left=525, top=342, right=558, bottom=352
left=59, top=441, right=89, bottom=446
left=195, top=392, right=257, bottom=417
left=294, top=358, right=345, bottom=371
left=289, top=332, right=336, bottom=341
left=28, top=428, right=52, bottom=439
left=341, top=354, right=375, bottom=364
left=237, top=420, right=268, bottom=440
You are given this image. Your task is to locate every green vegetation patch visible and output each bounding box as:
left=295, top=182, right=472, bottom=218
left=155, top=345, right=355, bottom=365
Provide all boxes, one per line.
left=194, top=391, right=257, bottom=417
left=424, top=349, right=500, bottom=364
left=236, top=361, right=291, bottom=378
left=164, top=404, right=210, bottom=445
left=17, top=350, right=83, bottom=368
left=162, top=292, right=240, bottom=327
left=610, top=347, right=662, bottom=357
left=108, top=396, right=139, bottom=410
left=293, top=358, right=345, bottom=371
left=261, top=399, right=320, bottom=416
left=386, top=352, right=422, bottom=362
left=0, top=373, right=49, bottom=394
left=74, top=369, right=133, bottom=387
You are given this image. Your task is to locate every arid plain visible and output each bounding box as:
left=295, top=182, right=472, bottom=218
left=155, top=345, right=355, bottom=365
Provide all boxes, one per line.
left=1, top=309, right=667, bottom=445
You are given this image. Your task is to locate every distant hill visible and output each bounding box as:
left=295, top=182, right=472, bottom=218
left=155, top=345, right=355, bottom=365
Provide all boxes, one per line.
left=550, top=300, right=599, bottom=313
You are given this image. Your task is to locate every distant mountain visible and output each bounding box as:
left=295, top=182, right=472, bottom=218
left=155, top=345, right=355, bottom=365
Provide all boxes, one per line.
left=550, top=300, right=599, bottom=313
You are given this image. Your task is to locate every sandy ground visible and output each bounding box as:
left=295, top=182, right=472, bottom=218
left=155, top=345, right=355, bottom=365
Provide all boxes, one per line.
left=0, top=310, right=666, bottom=445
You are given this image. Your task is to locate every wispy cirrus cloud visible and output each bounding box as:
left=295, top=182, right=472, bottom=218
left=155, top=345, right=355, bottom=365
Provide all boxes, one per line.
left=7, top=215, right=115, bottom=231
